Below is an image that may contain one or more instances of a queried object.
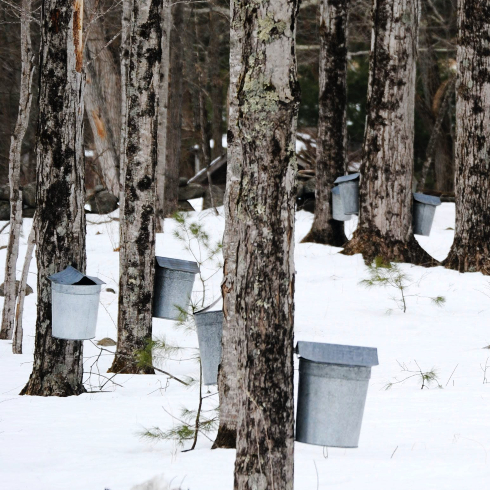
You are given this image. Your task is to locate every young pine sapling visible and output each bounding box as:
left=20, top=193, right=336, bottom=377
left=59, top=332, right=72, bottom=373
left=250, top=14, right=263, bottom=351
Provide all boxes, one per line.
left=360, top=257, right=446, bottom=313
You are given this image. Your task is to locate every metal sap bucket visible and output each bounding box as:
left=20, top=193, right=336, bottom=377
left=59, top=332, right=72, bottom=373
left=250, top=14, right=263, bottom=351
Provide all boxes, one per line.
left=153, top=257, right=199, bottom=320
left=334, top=173, right=360, bottom=215
left=413, top=193, right=441, bottom=237
left=48, top=266, right=105, bottom=340
left=194, top=305, right=223, bottom=385
left=331, top=186, right=351, bottom=222
left=295, top=341, right=379, bottom=448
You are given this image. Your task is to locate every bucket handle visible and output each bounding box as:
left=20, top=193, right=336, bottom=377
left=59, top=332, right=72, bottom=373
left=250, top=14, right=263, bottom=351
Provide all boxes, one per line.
left=195, top=296, right=222, bottom=315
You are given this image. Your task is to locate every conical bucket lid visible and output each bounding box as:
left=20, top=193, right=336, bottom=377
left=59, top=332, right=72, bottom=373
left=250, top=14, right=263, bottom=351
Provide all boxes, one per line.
left=48, top=265, right=105, bottom=286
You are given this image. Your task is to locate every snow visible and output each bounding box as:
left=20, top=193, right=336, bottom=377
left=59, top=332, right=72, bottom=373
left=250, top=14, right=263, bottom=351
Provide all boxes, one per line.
left=1, top=203, right=490, bottom=490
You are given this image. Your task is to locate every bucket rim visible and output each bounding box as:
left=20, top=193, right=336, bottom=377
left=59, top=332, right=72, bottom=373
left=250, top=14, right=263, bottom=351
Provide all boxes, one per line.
left=155, top=256, right=200, bottom=274
left=413, top=192, right=442, bottom=206
left=334, top=173, right=360, bottom=184
left=296, top=341, right=379, bottom=367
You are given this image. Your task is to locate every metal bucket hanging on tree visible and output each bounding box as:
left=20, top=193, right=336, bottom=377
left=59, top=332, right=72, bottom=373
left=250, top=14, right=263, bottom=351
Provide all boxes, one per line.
left=49, top=266, right=105, bottom=340
left=331, top=186, right=352, bottom=222
left=334, top=173, right=360, bottom=215
left=295, top=341, right=379, bottom=448
left=413, top=193, right=441, bottom=237
left=153, top=257, right=200, bottom=321
left=194, top=300, right=223, bottom=385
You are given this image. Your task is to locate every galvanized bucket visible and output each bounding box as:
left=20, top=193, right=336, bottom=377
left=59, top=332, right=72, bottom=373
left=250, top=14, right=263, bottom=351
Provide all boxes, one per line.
left=194, top=304, right=223, bottom=386
left=413, top=193, right=441, bottom=237
left=295, top=341, right=379, bottom=448
left=153, top=257, right=199, bottom=321
left=49, top=266, right=105, bottom=340
left=334, top=173, right=360, bottom=215
left=331, top=186, right=351, bottom=222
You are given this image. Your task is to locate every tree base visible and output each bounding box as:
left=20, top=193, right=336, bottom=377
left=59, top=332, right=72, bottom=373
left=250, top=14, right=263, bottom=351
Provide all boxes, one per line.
left=108, top=354, right=155, bottom=375
left=301, top=223, right=347, bottom=247
left=20, top=374, right=86, bottom=397
left=444, top=242, right=490, bottom=275
left=341, top=229, right=439, bottom=267
left=211, top=424, right=236, bottom=449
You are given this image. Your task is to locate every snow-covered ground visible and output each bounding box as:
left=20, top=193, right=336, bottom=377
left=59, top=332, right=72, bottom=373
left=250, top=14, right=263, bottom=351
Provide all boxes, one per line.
left=1, top=202, right=490, bottom=490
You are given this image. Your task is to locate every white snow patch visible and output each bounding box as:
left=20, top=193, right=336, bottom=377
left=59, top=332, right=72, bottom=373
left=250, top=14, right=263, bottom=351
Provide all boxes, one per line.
left=1, top=204, right=490, bottom=490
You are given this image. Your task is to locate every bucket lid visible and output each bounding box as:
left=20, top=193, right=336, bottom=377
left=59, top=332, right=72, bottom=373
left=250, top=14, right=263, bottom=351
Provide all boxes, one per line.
left=334, top=173, right=360, bottom=184
left=296, top=341, right=379, bottom=367
left=413, top=193, right=442, bottom=206
left=155, top=256, right=200, bottom=274
left=48, top=265, right=105, bottom=285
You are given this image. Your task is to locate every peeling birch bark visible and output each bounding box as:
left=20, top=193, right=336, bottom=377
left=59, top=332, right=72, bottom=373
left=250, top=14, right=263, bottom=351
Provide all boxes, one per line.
left=230, top=1, right=300, bottom=488
left=444, top=0, right=490, bottom=274
left=21, top=0, right=86, bottom=396
left=0, top=0, right=34, bottom=341
left=84, top=0, right=121, bottom=197
left=109, top=0, right=163, bottom=374
left=302, top=0, right=349, bottom=246
left=342, top=0, right=436, bottom=266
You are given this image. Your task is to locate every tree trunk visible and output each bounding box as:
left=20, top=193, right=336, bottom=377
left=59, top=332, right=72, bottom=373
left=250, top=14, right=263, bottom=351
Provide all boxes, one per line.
left=109, top=0, right=163, bottom=374
left=162, top=2, right=184, bottom=218
left=0, top=0, right=34, bottom=341
left=84, top=0, right=121, bottom=197
left=212, top=1, right=242, bottom=449
left=209, top=10, right=224, bottom=161
left=156, top=0, right=171, bottom=231
left=21, top=0, right=86, bottom=397
left=342, top=0, right=435, bottom=266
left=231, top=1, right=300, bottom=489
left=444, top=0, right=490, bottom=274
left=417, top=75, right=456, bottom=192
left=302, top=0, right=349, bottom=246
left=13, top=213, right=36, bottom=355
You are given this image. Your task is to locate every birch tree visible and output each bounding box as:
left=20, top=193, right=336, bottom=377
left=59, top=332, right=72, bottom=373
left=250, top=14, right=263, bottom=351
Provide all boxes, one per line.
left=444, top=0, right=490, bottom=274
left=109, top=0, right=163, bottom=374
left=230, top=1, right=300, bottom=488
left=302, top=0, right=349, bottom=246
left=0, top=0, right=34, bottom=342
left=342, top=0, right=435, bottom=266
left=21, top=0, right=86, bottom=396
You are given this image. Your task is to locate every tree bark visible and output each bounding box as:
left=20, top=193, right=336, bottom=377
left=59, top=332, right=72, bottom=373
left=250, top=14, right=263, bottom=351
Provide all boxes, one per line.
left=109, top=0, right=163, bottom=374
left=162, top=2, right=184, bottom=218
left=302, top=0, right=349, bottom=246
left=212, top=1, right=242, bottom=449
left=209, top=9, right=224, bottom=161
left=0, top=0, right=34, bottom=341
left=342, top=0, right=436, bottom=266
left=417, top=74, right=456, bottom=192
left=156, top=0, right=171, bottom=231
left=84, top=0, right=121, bottom=197
left=13, top=213, right=36, bottom=355
left=21, top=0, right=87, bottom=397
left=444, top=0, right=490, bottom=274
left=231, top=1, right=300, bottom=489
